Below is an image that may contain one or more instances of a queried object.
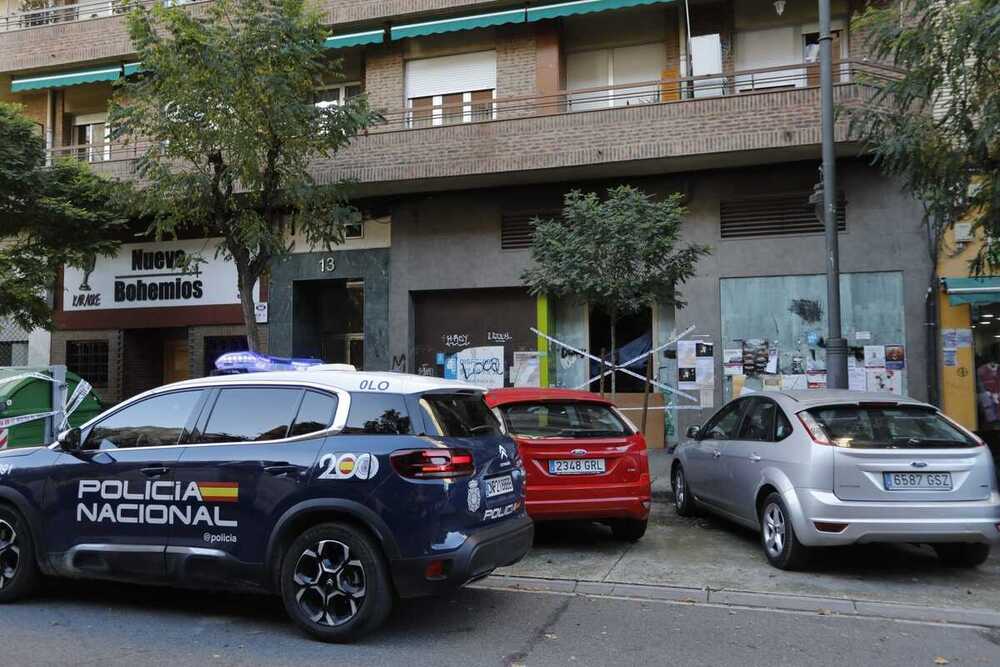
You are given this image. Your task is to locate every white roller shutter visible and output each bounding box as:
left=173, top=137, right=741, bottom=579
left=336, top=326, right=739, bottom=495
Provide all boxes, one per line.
left=734, top=26, right=802, bottom=91
left=404, top=50, right=497, bottom=99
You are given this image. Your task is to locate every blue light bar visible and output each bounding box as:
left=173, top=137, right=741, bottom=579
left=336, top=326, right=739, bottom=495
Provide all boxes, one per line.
left=214, top=351, right=324, bottom=373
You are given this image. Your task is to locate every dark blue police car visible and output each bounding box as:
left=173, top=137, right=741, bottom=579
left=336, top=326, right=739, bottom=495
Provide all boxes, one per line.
left=0, top=368, right=532, bottom=642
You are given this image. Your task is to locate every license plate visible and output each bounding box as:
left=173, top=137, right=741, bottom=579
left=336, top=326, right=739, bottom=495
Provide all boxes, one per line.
left=485, top=475, right=514, bottom=498
left=548, top=458, right=606, bottom=475
left=883, top=471, right=953, bottom=491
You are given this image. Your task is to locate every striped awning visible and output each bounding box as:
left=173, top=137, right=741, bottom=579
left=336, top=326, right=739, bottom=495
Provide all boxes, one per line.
left=391, top=7, right=527, bottom=40
left=325, top=29, right=386, bottom=49
left=11, top=65, right=124, bottom=92
left=526, top=0, right=673, bottom=22
left=942, top=277, right=1000, bottom=306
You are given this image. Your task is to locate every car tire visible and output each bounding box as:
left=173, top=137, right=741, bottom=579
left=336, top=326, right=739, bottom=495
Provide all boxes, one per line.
left=0, top=505, right=40, bottom=603
left=759, top=493, right=810, bottom=571
left=672, top=465, right=697, bottom=517
left=279, top=522, right=393, bottom=643
left=611, top=519, right=647, bottom=542
left=933, top=543, right=991, bottom=568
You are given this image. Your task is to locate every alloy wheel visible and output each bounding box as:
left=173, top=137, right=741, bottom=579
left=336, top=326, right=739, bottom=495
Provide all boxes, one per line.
left=0, top=519, right=20, bottom=590
left=673, top=469, right=685, bottom=509
left=293, top=539, right=366, bottom=627
left=763, top=503, right=786, bottom=558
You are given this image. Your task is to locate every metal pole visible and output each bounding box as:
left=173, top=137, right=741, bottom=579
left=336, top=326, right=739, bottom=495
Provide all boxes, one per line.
left=820, top=0, right=847, bottom=389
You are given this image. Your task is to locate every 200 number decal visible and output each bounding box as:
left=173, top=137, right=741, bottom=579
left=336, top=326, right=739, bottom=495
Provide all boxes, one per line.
left=317, top=452, right=379, bottom=481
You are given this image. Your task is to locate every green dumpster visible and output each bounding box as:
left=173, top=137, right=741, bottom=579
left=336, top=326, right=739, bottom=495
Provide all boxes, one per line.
left=0, top=367, right=104, bottom=449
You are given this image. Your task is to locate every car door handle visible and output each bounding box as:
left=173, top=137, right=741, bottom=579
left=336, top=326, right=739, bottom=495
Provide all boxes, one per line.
left=140, top=466, right=169, bottom=478
left=264, top=465, right=299, bottom=477
left=712, top=450, right=722, bottom=459
left=749, top=454, right=762, bottom=462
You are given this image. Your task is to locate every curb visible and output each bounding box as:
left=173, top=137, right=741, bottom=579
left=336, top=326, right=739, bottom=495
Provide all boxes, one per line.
left=469, top=575, right=1000, bottom=629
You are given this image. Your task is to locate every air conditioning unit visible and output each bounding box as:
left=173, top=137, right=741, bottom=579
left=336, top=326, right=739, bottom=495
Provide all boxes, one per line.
left=953, top=222, right=974, bottom=243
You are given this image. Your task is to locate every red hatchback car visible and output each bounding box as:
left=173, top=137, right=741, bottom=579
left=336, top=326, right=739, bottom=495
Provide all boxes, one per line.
left=485, top=388, right=652, bottom=541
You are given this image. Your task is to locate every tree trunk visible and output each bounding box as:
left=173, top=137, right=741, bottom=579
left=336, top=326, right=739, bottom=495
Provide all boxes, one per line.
left=598, top=348, right=606, bottom=398
left=609, top=312, right=617, bottom=401
left=236, top=267, right=260, bottom=353
left=641, top=349, right=652, bottom=434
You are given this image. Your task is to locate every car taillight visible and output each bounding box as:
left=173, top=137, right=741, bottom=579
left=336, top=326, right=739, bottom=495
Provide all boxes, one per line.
left=797, top=411, right=832, bottom=446
left=390, top=448, right=475, bottom=479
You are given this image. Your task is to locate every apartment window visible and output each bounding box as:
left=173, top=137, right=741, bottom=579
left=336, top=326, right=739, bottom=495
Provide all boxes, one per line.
left=71, top=113, right=110, bottom=162
left=315, top=83, right=363, bottom=109
left=66, top=340, right=109, bottom=386
left=566, top=44, right=666, bottom=111
left=345, top=221, right=364, bottom=240
left=404, top=51, right=496, bottom=128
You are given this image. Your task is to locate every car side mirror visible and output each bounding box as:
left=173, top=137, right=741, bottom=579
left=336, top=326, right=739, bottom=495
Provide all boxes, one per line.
left=58, top=427, right=81, bottom=452
left=686, top=425, right=701, bottom=440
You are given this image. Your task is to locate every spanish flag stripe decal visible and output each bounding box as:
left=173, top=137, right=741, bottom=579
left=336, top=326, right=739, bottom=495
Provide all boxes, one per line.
left=198, top=482, right=239, bottom=503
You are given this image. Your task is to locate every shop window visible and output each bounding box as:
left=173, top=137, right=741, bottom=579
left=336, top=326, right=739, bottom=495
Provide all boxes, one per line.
left=404, top=51, right=496, bottom=128
left=720, top=271, right=906, bottom=399
left=720, top=191, right=847, bottom=239
left=66, top=340, right=109, bottom=386
left=0, top=341, right=28, bottom=366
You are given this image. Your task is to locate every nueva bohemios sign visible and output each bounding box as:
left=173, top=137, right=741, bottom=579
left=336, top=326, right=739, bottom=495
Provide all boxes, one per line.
left=64, top=238, right=258, bottom=311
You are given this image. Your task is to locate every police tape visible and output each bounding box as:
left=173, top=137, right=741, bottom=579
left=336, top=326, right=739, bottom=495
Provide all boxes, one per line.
left=0, top=411, right=57, bottom=429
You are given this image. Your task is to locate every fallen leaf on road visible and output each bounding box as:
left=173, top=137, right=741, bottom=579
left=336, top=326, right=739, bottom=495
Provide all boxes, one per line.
left=817, top=609, right=831, bottom=616
left=679, top=597, right=697, bottom=603
left=544, top=633, right=558, bottom=640
left=934, top=658, right=950, bottom=665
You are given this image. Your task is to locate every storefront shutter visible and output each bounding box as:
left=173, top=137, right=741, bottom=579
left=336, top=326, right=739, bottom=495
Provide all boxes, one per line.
left=404, top=50, right=497, bottom=100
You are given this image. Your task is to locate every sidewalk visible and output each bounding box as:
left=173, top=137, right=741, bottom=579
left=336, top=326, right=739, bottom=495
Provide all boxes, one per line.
left=491, top=449, right=1000, bottom=627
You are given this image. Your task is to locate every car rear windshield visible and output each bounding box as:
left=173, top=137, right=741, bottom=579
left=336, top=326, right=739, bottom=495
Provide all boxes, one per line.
left=419, top=394, right=501, bottom=437
left=499, top=402, right=630, bottom=438
left=806, top=405, right=976, bottom=449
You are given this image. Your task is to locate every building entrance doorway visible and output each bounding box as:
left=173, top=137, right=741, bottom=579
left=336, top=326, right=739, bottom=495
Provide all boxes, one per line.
left=588, top=305, right=652, bottom=393
left=293, top=279, right=365, bottom=368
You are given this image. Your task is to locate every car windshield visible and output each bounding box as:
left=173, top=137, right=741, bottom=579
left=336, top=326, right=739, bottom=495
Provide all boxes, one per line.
left=499, top=402, right=630, bottom=438
left=806, top=404, right=976, bottom=449
left=419, top=394, right=501, bottom=437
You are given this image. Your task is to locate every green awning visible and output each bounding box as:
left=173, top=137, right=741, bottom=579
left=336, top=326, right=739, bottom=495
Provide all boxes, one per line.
left=11, top=65, right=124, bottom=92
left=943, top=277, right=1000, bottom=306
left=324, top=29, right=386, bottom=49
left=526, top=0, right=672, bottom=22
left=391, top=7, right=526, bottom=40
left=122, top=62, right=143, bottom=77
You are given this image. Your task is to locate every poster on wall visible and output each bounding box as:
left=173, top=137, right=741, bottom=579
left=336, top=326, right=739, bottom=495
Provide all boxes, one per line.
left=678, top=367, right=697, bottom=390
left=864, top=345, right=886, bottom=368
left=677, top=341, right=697, bottom=368
left=742, top=339, right=769, bottom=377
left=885, top=345, right=905, bottom=370
left=695, top=343, right=714, bottom=388
left=723, top=349, right=742, bottom=376
left=806, top=370, right=827, bottom=389
left=781, top=374, right=807, bottom=390
left=867, top=367, right=902, bottom=395
left=762, top=376, right=782, bottom=392
left=512, top=352, right=540, bottom=387
left=848, top=358, right=867, bottom=391
left=454, top=346, right=505, bottom=388
left=63, top=238, right=258, bottom=311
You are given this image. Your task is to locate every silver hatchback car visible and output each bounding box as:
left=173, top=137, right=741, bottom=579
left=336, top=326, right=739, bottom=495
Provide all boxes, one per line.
left=671, top=391, right=1000, bottom=570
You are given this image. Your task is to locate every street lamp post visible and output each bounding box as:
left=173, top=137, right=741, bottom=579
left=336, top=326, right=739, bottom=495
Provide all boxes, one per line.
left=818, top=0, right=847, bottom=389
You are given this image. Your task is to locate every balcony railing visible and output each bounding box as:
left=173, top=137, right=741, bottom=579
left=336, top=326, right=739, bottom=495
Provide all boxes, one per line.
left=44, top=60, right=900, bottom=173
left=0, top=0, right=203, bottom=31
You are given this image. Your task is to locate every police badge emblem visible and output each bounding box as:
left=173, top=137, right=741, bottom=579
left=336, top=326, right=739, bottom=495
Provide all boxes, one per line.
left=467, top=480, right=481, bottom=513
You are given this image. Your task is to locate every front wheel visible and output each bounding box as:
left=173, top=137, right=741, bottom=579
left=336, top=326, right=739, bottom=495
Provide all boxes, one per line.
left=933, top=543, right=991, bottom=568
left=759, top=493, right=810, bottom=571
left=279, top=522, right=393, bottom=642
left=0, top=505, right=39, bottom=603
left=611, top=519, right=647, bottom=542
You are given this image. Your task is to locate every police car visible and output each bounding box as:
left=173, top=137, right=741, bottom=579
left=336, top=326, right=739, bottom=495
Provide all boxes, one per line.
left=0, top=366, right=532, bottom=642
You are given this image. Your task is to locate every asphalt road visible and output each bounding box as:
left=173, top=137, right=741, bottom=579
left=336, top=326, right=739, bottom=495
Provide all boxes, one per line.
left=3, top=579, right=999, bottom=666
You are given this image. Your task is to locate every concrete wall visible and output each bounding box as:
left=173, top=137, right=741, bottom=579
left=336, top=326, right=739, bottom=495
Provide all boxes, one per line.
left=267, top=248, right=391, bottom=370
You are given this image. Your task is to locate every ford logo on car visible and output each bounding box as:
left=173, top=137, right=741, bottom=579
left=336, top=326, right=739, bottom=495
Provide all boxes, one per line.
left=570, top=449, right=588, bottom=456
left=911, top=461, right=929, bottom=468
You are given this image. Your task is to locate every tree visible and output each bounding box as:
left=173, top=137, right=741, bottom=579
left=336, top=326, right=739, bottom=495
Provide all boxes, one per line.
left=0, top=102, right=126, bottom=330
left=522, top=186, right=711, bottom=396
left=111, top=0, right=381, bottom=351
left=848, top=0, right=999, bottom=274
